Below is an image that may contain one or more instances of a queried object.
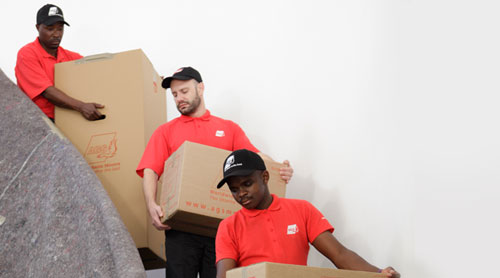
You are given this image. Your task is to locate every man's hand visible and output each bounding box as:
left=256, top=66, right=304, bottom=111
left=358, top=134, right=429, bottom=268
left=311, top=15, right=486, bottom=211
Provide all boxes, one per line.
left=280, top=160, right=294, bottom=183
left=147, top=200, right=171, bottom=231
left=143, top=168, right=170, bottom=231
left=78, top=102, right=105, bottom=121
left=380, top=266, right=400, bottom=277
left=42, top=86, right=105, bottom=121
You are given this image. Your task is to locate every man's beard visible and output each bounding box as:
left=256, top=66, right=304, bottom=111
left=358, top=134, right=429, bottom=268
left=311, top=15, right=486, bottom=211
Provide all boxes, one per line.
left=177, top=93, right=201, bottom=116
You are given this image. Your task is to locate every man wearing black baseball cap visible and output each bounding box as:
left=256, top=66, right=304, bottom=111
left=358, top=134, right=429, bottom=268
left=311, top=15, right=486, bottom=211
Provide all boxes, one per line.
left=15, top=4, right=104, bottom=122
left=215, top=149, right=401, bottom=278
left=136, top=67, right=294, bottom=278
left=161, top=66, right=202, bottom=90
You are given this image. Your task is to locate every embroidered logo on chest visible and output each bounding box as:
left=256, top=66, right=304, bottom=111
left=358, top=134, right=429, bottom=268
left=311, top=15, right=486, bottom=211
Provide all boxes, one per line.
left=287, top=224, right=299, bottom=235
left=215, top=130, right=225, bottom=137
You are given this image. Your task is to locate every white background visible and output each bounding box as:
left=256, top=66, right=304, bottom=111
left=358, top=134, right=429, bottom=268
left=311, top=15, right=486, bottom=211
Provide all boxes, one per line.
left=2, top=1, right=500, bottom=277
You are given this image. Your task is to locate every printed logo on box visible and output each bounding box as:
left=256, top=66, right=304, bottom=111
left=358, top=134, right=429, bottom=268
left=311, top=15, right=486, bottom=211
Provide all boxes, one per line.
left=287, top=224, right=299, bottom=235
left=84, top=132, right=118, bottom=164
left=84, top=132, right=120, bottom=174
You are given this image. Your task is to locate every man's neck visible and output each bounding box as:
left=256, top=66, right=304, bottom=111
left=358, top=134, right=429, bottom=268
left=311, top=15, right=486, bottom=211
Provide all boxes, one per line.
left=186, top=106, right=207, bottom=118
left=38, top=38, right=58, bottom=57
left=256, top=194, right=274, bottom=210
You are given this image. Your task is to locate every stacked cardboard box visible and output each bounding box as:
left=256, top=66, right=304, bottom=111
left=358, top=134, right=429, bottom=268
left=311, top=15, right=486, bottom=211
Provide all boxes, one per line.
left=150, top=141, right=287, bottom=258
left=54, top=49, right=166, bottom=252
left=54, top=50, right=287, bottom=262
left=227, top=262, right=386, bottom=278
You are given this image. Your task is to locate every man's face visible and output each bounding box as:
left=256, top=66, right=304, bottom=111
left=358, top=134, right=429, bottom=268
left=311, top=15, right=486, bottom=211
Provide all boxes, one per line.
left=37, top=22, right=64, bottom=50
left=227, top=170, right=270, bottom=210
left=170, top=79, right=202, bottom=116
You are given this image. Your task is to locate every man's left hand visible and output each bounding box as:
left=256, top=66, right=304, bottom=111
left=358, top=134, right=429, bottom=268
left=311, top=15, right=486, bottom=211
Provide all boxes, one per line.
left=380, top=266, right=400, bottom=278
left=280, top=160, right=293, bottom=183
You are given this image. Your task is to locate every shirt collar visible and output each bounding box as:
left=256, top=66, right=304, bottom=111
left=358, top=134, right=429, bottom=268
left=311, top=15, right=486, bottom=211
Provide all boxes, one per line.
left=180, top=109, right=211, bottom=122
left=240, top=194, right=281, bottom=217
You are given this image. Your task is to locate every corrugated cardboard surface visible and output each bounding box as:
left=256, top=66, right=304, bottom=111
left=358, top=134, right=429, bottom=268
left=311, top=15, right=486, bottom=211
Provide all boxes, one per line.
left=157, top=141, right=287, bottom=238
left=227, top=262, right=386, bottom=278
left=54, top=49, right=166, bottom=249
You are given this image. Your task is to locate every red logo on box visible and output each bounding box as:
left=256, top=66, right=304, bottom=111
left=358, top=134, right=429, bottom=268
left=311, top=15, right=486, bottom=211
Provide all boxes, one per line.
left=84, top=132, right=118, bottom=164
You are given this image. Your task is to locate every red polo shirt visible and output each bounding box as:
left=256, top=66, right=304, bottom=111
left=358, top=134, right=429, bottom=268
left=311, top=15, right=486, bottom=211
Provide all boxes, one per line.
left=15, top=38, right=82, bottom=119
left=215, top=195, right=334, bottom=266
left=136, top=110, right=259, bottom=178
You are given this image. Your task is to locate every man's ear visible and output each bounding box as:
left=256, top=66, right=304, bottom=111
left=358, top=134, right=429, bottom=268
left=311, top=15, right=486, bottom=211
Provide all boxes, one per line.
left=197, top=82, right=205, bottom=96
left=261, top=170, right=270, bottom=184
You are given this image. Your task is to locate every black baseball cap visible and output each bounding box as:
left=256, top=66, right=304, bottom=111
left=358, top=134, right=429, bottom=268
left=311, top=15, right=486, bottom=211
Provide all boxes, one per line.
left=161, top=67, right=203, bottom=89
left=37, top=4, right=69, bottom=26
left=216, top=149, right=266, bottom=189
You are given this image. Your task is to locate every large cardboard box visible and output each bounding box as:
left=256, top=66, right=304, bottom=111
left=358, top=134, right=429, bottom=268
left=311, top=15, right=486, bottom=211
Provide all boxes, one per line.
left=54, top=49, right=166, bottom=250
left=156, top=141, right=287, bottom=238
left=149, top=141, right=287, bottom=261
left=227, top=262, right=386, bottom=278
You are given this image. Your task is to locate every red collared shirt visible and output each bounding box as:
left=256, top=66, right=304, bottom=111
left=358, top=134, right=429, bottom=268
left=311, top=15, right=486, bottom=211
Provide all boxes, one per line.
left=216, top=195, right=334, bottom=267
left=136, top=110, right=259, bottom=178
left=15, top=38, right=82, bottom=119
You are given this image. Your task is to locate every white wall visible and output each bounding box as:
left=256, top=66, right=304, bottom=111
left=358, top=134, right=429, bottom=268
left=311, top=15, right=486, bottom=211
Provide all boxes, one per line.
left=2, top=1, right=499, bottom=277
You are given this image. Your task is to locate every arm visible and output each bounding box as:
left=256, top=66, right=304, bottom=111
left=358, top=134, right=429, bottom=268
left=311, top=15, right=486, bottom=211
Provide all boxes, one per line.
left=231, top=122, right=293, bottom=183
left=258, top=153, right=294, bottom=183
left=216, top=258, right=237, bottom=278
left=143, top=168, right=170, bottom=230
left=42, top=86, right=105, bottom=121
left=312, top=232, right=400, bottom=277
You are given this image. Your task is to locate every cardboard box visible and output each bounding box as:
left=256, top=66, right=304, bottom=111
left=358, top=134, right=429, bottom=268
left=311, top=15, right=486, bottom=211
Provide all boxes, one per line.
left=156, top=141, right=287, bottom=237
left=227, top=262, right=386, bottom=278
left=54, top=49, right=166, bottom=251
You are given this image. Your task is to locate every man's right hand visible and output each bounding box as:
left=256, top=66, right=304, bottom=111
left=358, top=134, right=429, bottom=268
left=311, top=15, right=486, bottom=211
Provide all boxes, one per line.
left=78, top=102, right=105, bottom=121
left=143, top=168, right=170, bottom=230
left=42, top=86, right=105, bottom=121
left=147, top=200, right=171, bottom=231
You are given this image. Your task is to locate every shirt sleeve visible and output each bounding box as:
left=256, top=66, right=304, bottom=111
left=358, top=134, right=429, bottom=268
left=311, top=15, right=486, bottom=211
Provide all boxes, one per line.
left=230, top=121, right=259, bottom=153
left=136, top=125, right=170, bottom=178
left=304, top=201, right=334, bottom=243
left=215, top=218, right=239, bottom=264
left=15, top=47, right=53, bottom=100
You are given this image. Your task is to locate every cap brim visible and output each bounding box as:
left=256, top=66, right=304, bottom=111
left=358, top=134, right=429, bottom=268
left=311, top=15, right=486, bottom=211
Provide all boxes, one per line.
left=216, top=169, right=256, bottom=189
left=42, top=17, right=70, bottom=26
left=161, top=75, right=196, bottom=89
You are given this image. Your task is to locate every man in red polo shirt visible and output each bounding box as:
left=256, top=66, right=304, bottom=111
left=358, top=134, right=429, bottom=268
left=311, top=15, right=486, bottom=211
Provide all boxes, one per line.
left=215, top=149, right=401, bottom=278
left=136, top=66, right=294, bottom=278
left=15, top=4, right=104, bottom=122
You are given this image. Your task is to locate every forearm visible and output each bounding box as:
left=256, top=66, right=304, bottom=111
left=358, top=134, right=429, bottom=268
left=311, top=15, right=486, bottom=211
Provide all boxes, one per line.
left=334, top=247, right=380, bottom=272
left=143, top=168, right=159, bottom=205
left=312, top=232, right=380, bottom=272
left=216, top=259, right=237, bottom=278
left=143, top=168, right=171, bottom=230
left=42, top=86, right=84, bottom=111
